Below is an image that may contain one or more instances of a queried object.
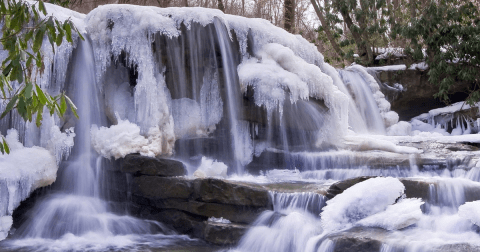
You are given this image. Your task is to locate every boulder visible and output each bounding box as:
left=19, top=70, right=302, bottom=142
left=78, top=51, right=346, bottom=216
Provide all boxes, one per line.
left=120, top=154, right=186, bottom=177
left=326, top=176, right=375, bottom=199
left=129, top=176, right=272, bottom=224
left=372, top=68, right=472, bottom=121
left=203, top=221, right=248, bottom=245
left=192, top=178, right=270, bottom=207
left=131, top=176, right=193, bottom=199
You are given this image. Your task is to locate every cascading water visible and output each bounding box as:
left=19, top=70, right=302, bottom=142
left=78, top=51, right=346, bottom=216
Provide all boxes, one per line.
left=1, top=37, right=199, bottom=252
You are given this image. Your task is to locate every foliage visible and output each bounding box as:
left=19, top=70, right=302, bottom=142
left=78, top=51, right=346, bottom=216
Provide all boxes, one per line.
left=312, top=0, right=390, bottom=65
left=401, top=0, right=480, bottom=105
left=0, top=0, right=82, bottom=153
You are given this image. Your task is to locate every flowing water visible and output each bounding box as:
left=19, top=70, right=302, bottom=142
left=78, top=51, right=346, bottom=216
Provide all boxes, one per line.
left=0, top=4, right=480, bottom=252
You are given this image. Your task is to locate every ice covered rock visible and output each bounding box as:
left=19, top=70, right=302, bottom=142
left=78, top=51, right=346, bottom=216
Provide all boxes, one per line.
left=458, top=201, right=480, bottom=227
left=387, top=121, right=412, bottom=136
left=90, top=118, right=167, bottom=159
left=321, top=177, right=405, bottom=232
left=356, top=198, right=424, bottom=230
left=0, top=129, right=58, bottom=240
left=193, top=157, right=228, bottom=178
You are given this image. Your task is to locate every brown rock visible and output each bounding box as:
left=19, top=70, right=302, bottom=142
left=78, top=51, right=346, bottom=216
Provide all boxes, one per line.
left=203, top=222, right=249, bottom=245
left=120, top=154, right=186, bottom=177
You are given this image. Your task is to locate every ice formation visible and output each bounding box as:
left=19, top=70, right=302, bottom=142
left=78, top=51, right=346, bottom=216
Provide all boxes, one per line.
left=208, top=217, right=232, bottom=224
left=90, top=118, right=165, bottom=159
left=458, top=201, right=480, bottom=227
left=193, top=156, right=228, bottom=178
left=321, top=177, right=405, bottom=232
left=0, top=129, right=58, bottom=239
left=356, top=198, right=424, bottom=230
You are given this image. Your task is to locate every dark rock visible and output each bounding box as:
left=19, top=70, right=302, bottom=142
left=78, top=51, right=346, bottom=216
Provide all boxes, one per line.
left=326, top=227, right=385, bottom=252
left=120, top=153, right=186, bottom=177
left=192, top=178, right=270, bottom=207
left=326, top=176, right=375, bottom=199
left=399, top=179, right=432, bottom=200
left=203, top=222, right=248, bottom=245
left=131, top=176, right=193, bottom=199
left=372, top=69, right=472, bottom=121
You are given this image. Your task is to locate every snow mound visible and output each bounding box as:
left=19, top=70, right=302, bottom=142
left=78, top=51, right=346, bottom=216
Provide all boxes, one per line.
left=387, top=121, right=412, bottom=136
left=321, top=177, right=405, bottom=232
left=0, top=129, right=58, bottom=240
left=458, top=201, right=480, bottom=227
left=90, top=119, right=165, bottom=159
left=357, top=198, right=424, bottom=230
left=193, top=157, right=228, bottom=178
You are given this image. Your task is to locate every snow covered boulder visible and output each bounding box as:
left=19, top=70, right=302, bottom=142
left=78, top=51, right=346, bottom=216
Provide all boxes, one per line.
left=321, top=177, right=405, bottom=232
left=0, top=129, right=59, bottom=240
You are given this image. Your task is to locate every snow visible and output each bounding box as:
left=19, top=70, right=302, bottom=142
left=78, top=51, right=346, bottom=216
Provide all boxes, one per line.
left=208, top=216, right=232, bottom=224
left=343, top=133, right=421, bottom=154
left=90, top=118, right=165, bottom=159
left=374, top=48, right=404, bottom=60
left=357, top=198, right=424, bottom=230
left=193, top=157, right=228, bottom=178
left=0, top=129, right=58, bottom=240
left=321, top=177, right=405, bottom=232
left=387, top=121, right=412, bottom=136
left=458, top=201, right=480, bottom=227
left=0, top=216, right=12, bottom=240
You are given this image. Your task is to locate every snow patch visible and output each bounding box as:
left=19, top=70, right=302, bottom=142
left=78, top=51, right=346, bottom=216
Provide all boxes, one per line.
left=193, top=157, right=228, bottom=178
left=90, top=119, right=165, bottom=159
left=357, top=198, right=424, bottom=230
left=321, top=177, right=405, bottom=232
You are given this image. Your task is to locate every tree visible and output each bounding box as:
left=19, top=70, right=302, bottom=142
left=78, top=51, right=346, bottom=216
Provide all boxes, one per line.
left=311, top=0, right=391, bottom=65
left=284, top=0, right=295, bottom=32
left=401, top=0, right=480, bottom=105
left=0, top=0, right=82, bottom=153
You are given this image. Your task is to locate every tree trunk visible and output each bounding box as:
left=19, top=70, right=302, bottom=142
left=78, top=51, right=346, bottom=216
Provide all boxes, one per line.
left=340, top=9, right=373, bottom=64
left=311, top=0, right=343, bottom=57
left=242, top=0, right=245, bottom=15
left=184, top=0, right=188, bottom=7
left=218, top=0, right=225, bottom=12
left=284, top=0, right=295, bottom=32
left=410, top=0, right=416, bottom=19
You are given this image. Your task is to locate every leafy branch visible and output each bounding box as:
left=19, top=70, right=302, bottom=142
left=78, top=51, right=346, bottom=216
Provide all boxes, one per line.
left=0, top=0, right=83, bottom=154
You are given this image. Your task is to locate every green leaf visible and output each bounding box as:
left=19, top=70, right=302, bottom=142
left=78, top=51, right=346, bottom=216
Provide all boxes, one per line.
left=33, top=26, right=46, bottom=53
left=65, top=95, right=78, bottom=118
left=35, top=84, right=47, bottom=105
left=3, top=138, right=10, bottom=154
left=64, top=22, right=72, bottom=42
left=35, top=105, right=43, bottom=127
left=0, top=139, right=4, bottom=154
left=0, top=95, right=18, bottom=119
left=25, top=82, right=33, bottom=99
left=38, top=0, right=47, bottom=15
left=17, top=96, right=27, bottom=120
left=60, top=94, right=67, bottom=115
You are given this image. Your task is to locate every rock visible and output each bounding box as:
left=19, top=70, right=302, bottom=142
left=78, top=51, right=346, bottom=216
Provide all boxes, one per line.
left=192, top=178, right=270, bottom=207
left=325, top=227, right=385, bottom=252
left=120, top=154, right=186, bottom=177
left=371, top=68, right=472, bottom=121
left=326, top=176, right=375, bottom=199
left=399, top=179, right=432, bottom=200
left=203, top=221, right=248, bottom=245
left=131, top=176, right=193, bottom=199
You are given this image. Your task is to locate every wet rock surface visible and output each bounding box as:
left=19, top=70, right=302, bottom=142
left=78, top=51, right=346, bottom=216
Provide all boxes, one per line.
left=112, top=156, right=271, bottom=245
left=119, top=154, right=187, bottom=177
left=371, top=68, right=471, bottom=121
